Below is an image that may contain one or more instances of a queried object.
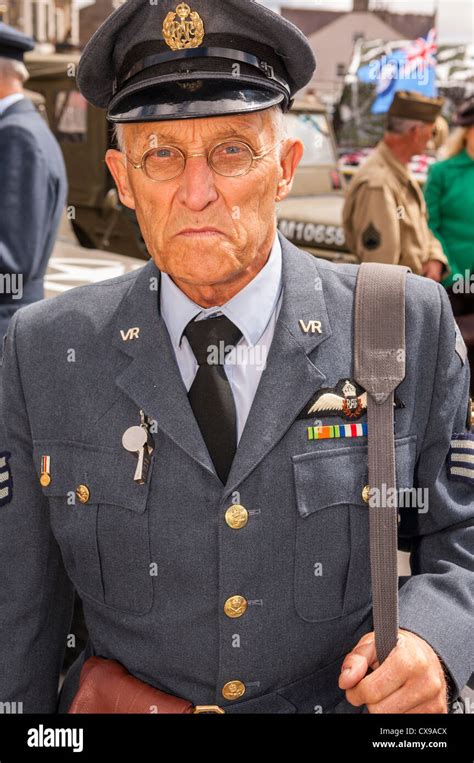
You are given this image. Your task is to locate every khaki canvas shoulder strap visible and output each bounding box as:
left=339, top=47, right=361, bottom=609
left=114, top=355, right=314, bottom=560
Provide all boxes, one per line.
left=354, top=262, right=410, bottom=664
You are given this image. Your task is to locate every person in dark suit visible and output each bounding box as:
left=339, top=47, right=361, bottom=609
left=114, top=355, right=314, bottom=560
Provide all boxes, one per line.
left=0, top=23, right=68, bottom=345
left=0, top=1, right=472, bottom=717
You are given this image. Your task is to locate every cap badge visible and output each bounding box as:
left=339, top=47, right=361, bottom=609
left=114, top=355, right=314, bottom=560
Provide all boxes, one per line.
left=163, top=3, right=205, bottom=51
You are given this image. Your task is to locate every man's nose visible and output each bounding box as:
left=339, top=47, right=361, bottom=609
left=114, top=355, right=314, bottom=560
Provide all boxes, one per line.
left=176, top=155, right=219, bottom=210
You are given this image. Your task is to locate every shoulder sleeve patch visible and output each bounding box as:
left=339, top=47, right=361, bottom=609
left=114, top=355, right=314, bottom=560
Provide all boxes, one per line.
left=0, top=451, right=12, bottom=506
left=361, top=222, right=381, bottom=251
left=449, top=434, right=474, bottom=484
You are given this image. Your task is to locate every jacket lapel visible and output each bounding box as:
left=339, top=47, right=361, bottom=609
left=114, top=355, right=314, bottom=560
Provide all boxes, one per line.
left=224, top=234, right=331, bottom=495
left=112, top=235, right=332, bottom=490
left=112, top=260, right=218, bottom=481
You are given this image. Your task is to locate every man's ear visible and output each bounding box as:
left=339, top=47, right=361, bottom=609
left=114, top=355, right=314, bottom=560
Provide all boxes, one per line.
left=105, top=149, right=136, bottom=210
left=275, top=139, right=303, bottom=201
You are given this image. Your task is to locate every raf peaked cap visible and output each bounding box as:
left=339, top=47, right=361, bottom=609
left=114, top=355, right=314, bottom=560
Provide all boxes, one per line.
left=388, top=90, right=444, bottom=124
left=0, top=22, right=34, bottom=62
left=77, top=0, right=316, bottom=123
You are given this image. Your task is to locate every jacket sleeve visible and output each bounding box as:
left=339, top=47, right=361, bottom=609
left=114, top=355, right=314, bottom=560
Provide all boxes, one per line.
left=398, top=284, right=473, bottom=698
left=343, top=182, right=402, bottom=265
left=0, top=309, right=74, bottom=713
left=0, top=126, right=51, bottom=277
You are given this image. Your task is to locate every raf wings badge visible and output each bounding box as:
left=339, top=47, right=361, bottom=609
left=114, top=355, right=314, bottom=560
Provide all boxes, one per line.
left=298, top=379, right=367, bottom=421
left=298, top=378, right=404, bottom=422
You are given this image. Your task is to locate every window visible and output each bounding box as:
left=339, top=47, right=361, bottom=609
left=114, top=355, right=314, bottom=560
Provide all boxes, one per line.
left=284, top=113, right=336, bottom=167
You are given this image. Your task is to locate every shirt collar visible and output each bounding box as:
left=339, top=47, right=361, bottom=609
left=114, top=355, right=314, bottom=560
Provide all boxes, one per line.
left=0, top=93, right=24, bottom=117
left=160, top=233, right=283, bottom=351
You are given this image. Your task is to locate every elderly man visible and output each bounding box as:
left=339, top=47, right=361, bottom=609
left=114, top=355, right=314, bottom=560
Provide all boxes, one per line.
left=0, top=22, right=67, bottom=345
left=343, top=91, right=449, bottom=282
left=0, top=0, right=472, bottom=716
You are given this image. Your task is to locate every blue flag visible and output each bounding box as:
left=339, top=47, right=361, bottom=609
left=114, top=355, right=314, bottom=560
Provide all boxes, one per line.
left=357, top=29, right=438, bottom=114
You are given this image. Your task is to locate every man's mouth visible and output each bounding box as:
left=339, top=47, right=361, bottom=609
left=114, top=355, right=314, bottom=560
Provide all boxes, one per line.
left=177, top=228, right=225, bottom=237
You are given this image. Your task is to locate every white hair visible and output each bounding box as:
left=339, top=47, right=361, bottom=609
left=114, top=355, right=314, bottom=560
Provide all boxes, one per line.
left=113, top=104, right=287, bottom=154
left=0, top=57, right=29, bottom=85
left=386, top=116, right=427, bottom=135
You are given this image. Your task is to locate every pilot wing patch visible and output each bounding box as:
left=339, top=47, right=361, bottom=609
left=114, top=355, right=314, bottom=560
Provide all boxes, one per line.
left=298, top=379, right=367, bottom=421
left=0, top=451, right=12, bottom=507
left=298, top=378, right=405, bottom=422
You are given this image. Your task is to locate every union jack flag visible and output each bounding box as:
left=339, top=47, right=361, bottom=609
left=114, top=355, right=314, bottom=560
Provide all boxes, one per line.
left=405, top=28, right=438, bottom=75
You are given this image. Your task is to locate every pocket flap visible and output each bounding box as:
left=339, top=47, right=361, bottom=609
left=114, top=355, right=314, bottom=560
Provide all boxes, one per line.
left=32, top=439, right=152, bottom=513
left=292, top=435, right=417, bottom=518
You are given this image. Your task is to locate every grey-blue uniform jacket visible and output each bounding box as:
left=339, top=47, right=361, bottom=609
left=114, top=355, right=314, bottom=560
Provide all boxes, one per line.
left=0, top=234, right=472, bottom=714
left=0, top=98, right=67, bottom=340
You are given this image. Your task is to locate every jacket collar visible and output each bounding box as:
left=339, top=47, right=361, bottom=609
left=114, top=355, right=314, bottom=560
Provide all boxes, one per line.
left=0, top=96, right=36, bottom=119
left=377, top=140, right=412, bottom=186
left=112, top=232, right=331, bottom=492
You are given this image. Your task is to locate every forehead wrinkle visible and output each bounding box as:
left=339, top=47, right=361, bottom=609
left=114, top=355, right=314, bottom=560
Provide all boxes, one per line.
left=128, top=112, right=271, bottom=151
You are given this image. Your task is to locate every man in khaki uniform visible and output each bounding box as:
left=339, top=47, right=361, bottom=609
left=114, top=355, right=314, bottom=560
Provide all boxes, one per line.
left=343, top=91, right=448, bottom=281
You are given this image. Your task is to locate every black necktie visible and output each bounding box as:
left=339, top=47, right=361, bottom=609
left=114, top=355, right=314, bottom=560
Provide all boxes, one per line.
left=184, top=315, right=243, bottom=483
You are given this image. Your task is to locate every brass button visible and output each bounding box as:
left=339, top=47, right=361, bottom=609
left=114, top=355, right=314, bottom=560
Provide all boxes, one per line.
left=222, top=680, right=246, bottom=701
left=362, top=485, right=370, bottom=503
left=76, top=484, right=90, bottom=504
left=225, top=504, right=248, bottom=529
left=40, top=473, right=51, bottom=487
left=224, top=595, right=248, bottom=618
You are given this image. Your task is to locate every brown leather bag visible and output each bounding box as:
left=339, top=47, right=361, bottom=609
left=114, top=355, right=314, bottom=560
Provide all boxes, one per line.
left=68, top=656, right=195, bottom=714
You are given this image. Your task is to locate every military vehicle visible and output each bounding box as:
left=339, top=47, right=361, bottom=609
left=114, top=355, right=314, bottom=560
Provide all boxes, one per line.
left=25, top=51, right=148, bottom=260
left=25, top=54, right=354, bottom=264
left=277, top=97, right=355, bottom=263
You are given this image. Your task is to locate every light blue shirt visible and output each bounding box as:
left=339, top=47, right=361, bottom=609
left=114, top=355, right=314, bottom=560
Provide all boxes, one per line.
left=160, top=234, right=283, bottom=442
left=0, top=93, right=24, bottom=117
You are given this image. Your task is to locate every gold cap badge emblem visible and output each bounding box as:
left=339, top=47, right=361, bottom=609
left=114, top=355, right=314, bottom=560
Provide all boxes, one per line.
left=163, top=3, right=205, bottom=51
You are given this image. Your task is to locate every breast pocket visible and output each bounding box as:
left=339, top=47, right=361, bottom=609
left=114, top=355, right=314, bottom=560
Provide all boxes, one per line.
left=291, top=435, right=417, bottom=623
left=33, top=439, right=154, bottom=615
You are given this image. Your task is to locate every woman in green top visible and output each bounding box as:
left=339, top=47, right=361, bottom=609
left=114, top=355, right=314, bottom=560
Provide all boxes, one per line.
left=425, top=97, right=474, bottom=392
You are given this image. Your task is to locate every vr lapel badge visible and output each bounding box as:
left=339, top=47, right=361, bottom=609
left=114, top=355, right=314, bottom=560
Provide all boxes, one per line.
left=120, top=327, right=140, bottom=342
left=0, top=451, right=12, bottom=507
left=299, top=319, right=322, bottom=335
left=122, top=410, right=155, bottom=485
